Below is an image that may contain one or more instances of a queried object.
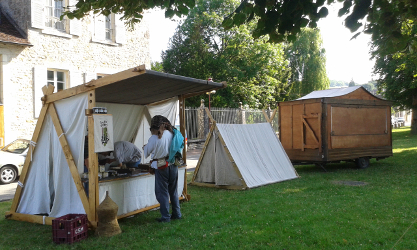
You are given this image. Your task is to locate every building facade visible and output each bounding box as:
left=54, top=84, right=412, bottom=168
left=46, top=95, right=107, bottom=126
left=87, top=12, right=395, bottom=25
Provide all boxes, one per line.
left=0, top=0, right=151, bottom=145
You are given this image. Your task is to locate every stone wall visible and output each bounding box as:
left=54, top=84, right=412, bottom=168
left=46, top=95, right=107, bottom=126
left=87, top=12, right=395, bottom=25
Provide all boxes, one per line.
left=0, top=8, right=150, bottom=143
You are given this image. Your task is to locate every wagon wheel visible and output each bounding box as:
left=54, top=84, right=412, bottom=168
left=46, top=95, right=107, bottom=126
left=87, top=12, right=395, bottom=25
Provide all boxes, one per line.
left=355, top=157, right=370, bottom=169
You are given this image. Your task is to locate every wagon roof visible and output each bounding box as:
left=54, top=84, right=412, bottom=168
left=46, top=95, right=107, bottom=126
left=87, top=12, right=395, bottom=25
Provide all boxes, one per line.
left=296, top=86, right=384, bottom=101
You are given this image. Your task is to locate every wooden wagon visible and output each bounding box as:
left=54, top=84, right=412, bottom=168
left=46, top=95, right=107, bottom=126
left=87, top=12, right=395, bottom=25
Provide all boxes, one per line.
left=278, top=86, right=392, bottom=168
left=5, top=65, right=225, bottom=227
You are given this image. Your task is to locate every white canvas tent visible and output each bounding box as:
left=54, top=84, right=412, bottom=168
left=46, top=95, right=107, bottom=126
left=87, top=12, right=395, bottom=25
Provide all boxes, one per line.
left=191, top=122, right=298, bottom=189
left=6, top=66, right=225, bottom=227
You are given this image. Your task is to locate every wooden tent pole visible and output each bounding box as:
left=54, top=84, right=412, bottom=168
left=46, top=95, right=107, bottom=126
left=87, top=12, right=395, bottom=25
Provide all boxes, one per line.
left=179, top=95, right=186, bottom=164
left=270, top=109, right=277, bottom=122
left=8, top=84, right=54, bottom=214
left=262, top=109, right=272, bottom=123
left=87, top=90, right=98, bottom=227
left=44, top=66, right=147, bottom=105
left=190, top=120, right=216, bottom=183
left=48, top=104, right=90, bottom=218
left=179, top=95, right=189, bottom=199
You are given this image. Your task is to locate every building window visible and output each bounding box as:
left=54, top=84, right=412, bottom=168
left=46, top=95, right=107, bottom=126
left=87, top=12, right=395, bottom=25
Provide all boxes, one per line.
left=105, top=15, right=113, bottom=41
left=47, top=70, right=67, bottom=92
left=97, top=74, right=109, bottom=79
left=45, top=0, right=67, bottom=31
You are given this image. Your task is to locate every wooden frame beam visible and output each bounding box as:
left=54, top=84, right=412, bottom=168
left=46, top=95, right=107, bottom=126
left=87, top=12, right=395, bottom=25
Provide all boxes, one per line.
left=301, top=114, right=322, bottom=152
left=48, top=104, right=90, bottom=218
left=9, top=84, right=54, bottom=214
left=45, top=66, right=147, bottom=105
left=86, top=90, right=98, bottom=227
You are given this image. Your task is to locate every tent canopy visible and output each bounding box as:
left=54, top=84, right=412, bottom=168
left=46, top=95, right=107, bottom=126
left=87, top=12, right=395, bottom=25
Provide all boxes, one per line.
left=45, top=67, right=226, bottom=106
left=9, top=66, right=225, bottom=225
left=192, top=123, right=298, bottom=189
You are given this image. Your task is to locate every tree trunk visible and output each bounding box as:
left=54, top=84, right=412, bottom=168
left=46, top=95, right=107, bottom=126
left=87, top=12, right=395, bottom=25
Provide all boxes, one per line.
left=411, top=108, right=417, bottom=135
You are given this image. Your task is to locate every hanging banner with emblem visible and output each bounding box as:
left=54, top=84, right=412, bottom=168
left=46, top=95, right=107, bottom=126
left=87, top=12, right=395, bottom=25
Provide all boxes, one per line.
left=93, top=114, right=114, bottom=152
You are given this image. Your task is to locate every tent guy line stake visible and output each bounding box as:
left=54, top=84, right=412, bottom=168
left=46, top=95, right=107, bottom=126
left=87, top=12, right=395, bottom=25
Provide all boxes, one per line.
left=391, top=217, right=417, bottom=250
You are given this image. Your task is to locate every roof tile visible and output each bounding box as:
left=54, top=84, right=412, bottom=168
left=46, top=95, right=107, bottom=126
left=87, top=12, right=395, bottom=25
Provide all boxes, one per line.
left=0, top=9, right=31, bottom=46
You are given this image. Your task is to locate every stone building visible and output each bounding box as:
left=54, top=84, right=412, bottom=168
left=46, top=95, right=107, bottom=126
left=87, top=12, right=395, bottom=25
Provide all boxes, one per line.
left=0, top=0, right=151, bottom=145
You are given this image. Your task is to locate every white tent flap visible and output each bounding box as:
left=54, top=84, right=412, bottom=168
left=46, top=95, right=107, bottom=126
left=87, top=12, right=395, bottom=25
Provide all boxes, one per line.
left=217, top=123, right=298, bottom=188
left=193, top=123, right=298, bottom=189
left=17, top=93, right=88, bottom=217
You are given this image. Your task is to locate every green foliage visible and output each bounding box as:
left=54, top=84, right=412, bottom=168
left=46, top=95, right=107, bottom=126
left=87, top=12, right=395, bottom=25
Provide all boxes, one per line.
left=369, top=3, right=417, bottom=133
left=348, top=79, right=356, bottom=87
left=330, top=80, right=349, bottom=88
left=151, top=61, right=164, bottom=72
left=161, top=0, right=291, bottom=108
left=362, top=81, right=377, bottom=94
left=284, top=28, right=329, bottom=99
left=65, top=0, right=417, bottom=59
left=1, top=128, right=417, bottom=249
left=63, top=0, right=193, bottom=29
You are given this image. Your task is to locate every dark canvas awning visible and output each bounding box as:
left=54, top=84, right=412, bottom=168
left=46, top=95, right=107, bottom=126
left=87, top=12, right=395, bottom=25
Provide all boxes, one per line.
left=45, top=66, right=226, bottom=105
left=95, top=69, right=225, bottom=105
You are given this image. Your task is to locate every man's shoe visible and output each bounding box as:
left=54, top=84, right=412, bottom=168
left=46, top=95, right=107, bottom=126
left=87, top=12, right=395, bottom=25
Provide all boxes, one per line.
left=156, top=218, right=170, bottom=223
left=170, top=215, right=182, bottom=220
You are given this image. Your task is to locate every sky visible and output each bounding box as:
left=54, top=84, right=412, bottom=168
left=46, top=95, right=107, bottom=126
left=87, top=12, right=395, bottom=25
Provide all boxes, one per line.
left=146, top=4, right=376, bottom=84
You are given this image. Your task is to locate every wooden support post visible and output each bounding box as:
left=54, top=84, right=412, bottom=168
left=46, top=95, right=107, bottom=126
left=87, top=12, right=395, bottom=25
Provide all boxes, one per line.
left=204, top=108, right=215, bottom=126
left=179, top=95, right=186, bottom=164
left=179, top=95, right=188, bottom=198
left=87, top=90, right=98, bottom=227
left=9, top=84, right=54, bottom=214
left=270, top=109, right=277, bottom=122
left=301, top=115, right=304, bottom=151
left=48, top=104, right=90, bottom=219
left=262, top=109, right=271, bottom=123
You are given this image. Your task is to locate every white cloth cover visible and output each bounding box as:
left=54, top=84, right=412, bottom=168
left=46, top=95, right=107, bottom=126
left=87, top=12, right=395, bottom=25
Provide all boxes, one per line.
left=98, top=97, right=177, bottom=163
left=96, top=102, right=145, bottom=143
left=147, top=97, right=178, bottom=124
left=17, top=96, right=179, bottom=217
left=93, top=114, right=115, bottom=153
left=99, top=167, right=185, bottom=216
left=194, top=123, right=298, bottom=188
left=17, top=93, right=88, bottom=217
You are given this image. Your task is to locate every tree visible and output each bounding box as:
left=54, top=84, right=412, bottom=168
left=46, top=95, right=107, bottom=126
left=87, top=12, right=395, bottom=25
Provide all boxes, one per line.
left=330, top=80, right=348, bottom=88
left=348, top=79, right=356, bottom=87
left=151, top=61, right=164, bottom=72
left=284, top=28, right=329, bottom=99
left=161, top=0, right=291, bottom=108
left=372, top=43, right=417, bottom=134
left=64, top=0, right=416, bottom=48
left=362, top=81, right=377, bottom=94
left=369, top=4, right=417, bottom=134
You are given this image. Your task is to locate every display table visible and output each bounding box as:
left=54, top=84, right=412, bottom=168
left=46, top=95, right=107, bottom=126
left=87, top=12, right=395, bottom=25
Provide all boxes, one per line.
left=98, top=167, right=186, bottom=217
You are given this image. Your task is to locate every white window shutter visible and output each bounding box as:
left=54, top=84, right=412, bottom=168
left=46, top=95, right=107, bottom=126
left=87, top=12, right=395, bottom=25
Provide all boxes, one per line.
left=94, top=14, right=105, bottom=41
left=83, top=72, right=97, bottom=84
left=69, top=0, right=82, bottom=36
left=31, top=0, right=44, bottom=29
left=70, top=70, right=83, bottom=88
left=33, top=66, right=47, bottom=118
left=115, top=14, right=126, bottom=44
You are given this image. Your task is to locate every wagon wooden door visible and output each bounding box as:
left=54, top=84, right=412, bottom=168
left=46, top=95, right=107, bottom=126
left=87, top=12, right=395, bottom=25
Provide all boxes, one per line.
left=301, top=113, right=322, bottom=152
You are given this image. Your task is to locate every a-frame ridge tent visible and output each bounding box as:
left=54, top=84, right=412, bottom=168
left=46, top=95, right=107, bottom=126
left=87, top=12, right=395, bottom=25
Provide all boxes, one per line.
left=191, top=116, right=298, bottom=190
left=5, top=65, right=225, bottom=228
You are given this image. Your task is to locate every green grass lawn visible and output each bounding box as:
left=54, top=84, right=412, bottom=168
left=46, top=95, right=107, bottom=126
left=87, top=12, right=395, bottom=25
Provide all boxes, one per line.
left=1, top=127, right=416, bottom=249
